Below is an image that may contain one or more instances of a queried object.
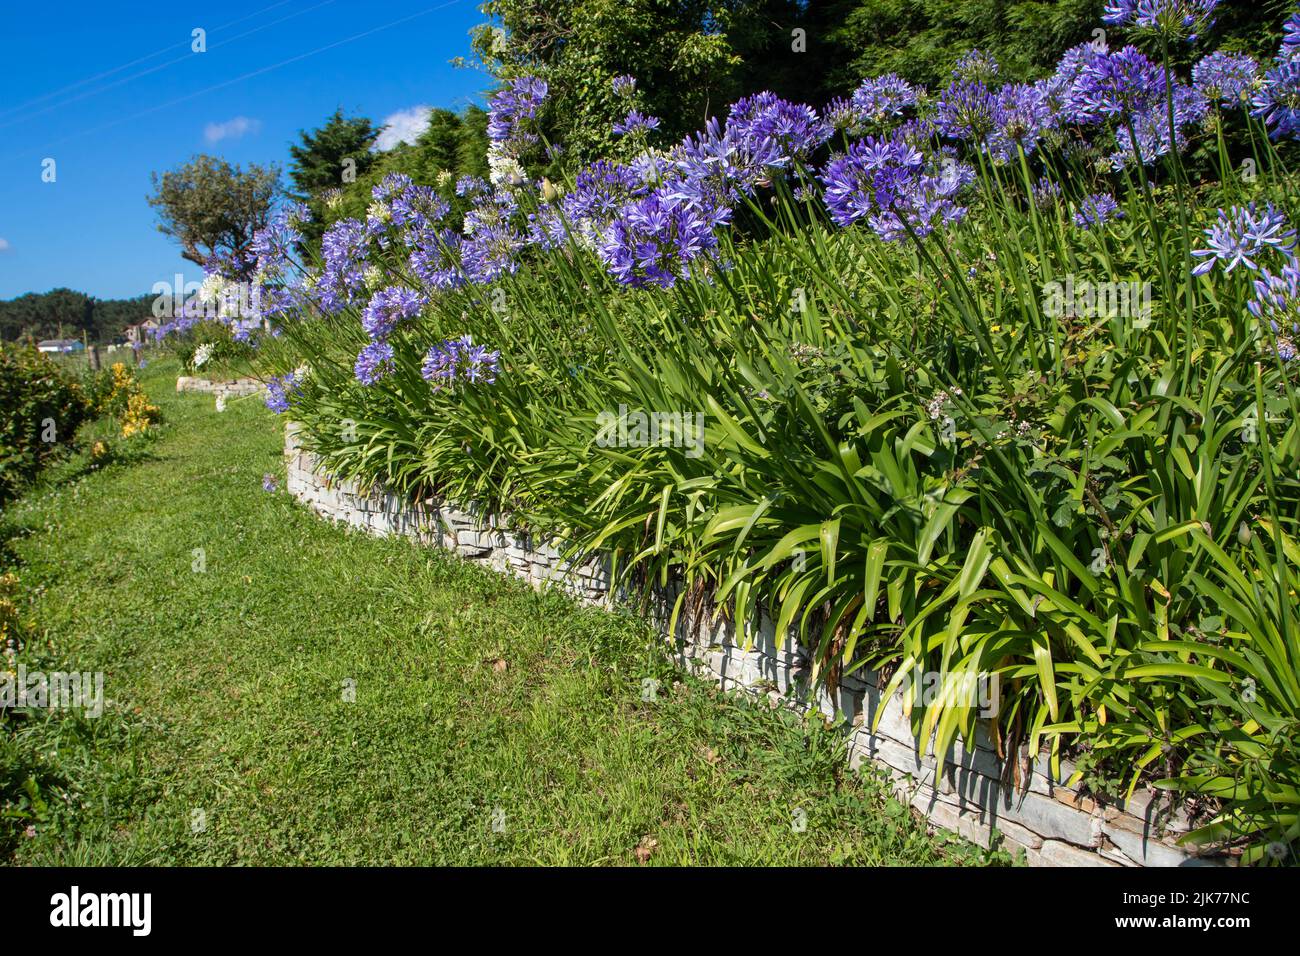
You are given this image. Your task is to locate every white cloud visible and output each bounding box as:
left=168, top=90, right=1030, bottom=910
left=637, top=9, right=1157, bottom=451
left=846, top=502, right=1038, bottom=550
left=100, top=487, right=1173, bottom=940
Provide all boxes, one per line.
left=375, top=105, right=432, bottom=151
left=0, top=238, right=10, bottom=253
left=204, top=116, right=262, bottom=144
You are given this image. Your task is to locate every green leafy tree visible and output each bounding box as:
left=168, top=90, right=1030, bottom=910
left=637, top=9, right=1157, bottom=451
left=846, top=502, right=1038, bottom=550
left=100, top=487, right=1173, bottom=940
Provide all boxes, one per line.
left=470, top=0, right=750, bottom=165
left=288, top=109, right=382, bottom=242
left=147, top=155, right=280, bottom=273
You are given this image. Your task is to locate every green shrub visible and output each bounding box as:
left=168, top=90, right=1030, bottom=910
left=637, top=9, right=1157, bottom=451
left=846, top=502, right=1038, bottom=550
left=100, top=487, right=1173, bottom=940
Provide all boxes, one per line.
left=0, top=345, right=92, bottom=504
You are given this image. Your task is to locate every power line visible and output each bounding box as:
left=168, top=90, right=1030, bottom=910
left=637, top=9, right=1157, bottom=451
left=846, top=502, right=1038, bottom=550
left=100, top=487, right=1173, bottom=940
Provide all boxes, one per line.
left=0, top=0, right=296, bottom=120
left=7, top=0, right=469, bottom=163
left=0, top=0, right=338, bottom=132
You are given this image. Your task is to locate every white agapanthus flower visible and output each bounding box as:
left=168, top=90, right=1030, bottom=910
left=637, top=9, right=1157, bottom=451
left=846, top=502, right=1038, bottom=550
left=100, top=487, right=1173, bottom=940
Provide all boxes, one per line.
left=196, top=272, right=227, bottom=306
left=192, top=343, right=214, bottom=369
left=488, top=150, right=526, bottom=188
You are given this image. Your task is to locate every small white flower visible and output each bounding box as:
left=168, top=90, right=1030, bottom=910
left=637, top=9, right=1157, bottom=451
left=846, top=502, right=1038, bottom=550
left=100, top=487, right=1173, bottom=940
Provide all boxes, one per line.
left=196, top=272, right=227, bottom=306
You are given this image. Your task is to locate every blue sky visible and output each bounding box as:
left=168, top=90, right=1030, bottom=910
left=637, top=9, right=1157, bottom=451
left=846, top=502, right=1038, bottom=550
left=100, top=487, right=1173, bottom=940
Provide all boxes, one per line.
left=0, top=0, right=490, bottom=301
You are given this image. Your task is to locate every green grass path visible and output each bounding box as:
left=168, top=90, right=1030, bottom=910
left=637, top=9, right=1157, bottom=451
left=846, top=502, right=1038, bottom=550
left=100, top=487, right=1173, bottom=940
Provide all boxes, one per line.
left=1, top=361, right=1004, bottom=865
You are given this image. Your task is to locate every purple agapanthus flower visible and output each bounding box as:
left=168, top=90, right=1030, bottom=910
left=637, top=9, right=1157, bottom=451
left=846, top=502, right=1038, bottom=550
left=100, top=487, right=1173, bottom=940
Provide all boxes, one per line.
left=1192, top=203, right=1296, bottom=276
left=1032, top=177, right=1063, bottom=209
left=264, top=372, right=300, bottom=414
left=1247, top=264, right=1300, bottom=360
left=819, top=135, right=971, bottom=241
left=1103, top=0, right=1219, bottom=42
left=1193, top=51, right=1259, bottom=107
left=1251, top=57, right=1300, bottom=140
left=354, top=340, right=396, bottom=385
left=1073, top=46, right=1168, bottom=123
left=952, top=49, right=1000, bottom=82
left=850, top=74, right=921, bottom=124
left=613, top=109, right=661, bottom=136
left=421, top=336, right=500, bottom=389
left=1284, top=9, right=1300, bottom=49
left=409, top=229, right=467, bottom=292
left=361, top=286, right=425, bottom=340
left=456, top=175, right=489, bottom=198
left=599, top=186, right=724, bottom=288
left=612, top=74, right=637, bottom=96
left=487, top=75, right=549, bottom=145
left=824, top=96, right=862, bottom=131
left=987, top=82, right=1057, bottom=160
left=563, top=160, right=647, bottom=237
left=1073, top=193, right=1124, bottom=230
left=934, top=79, right=1000, bottom=142
left=721, top=92, right=832, bottom=174
left=461, top=221, right=526, bottom=283
left=1248, top=262, right=1300, bottom=322
left=1107, top=81, right=1207, bottom=168
left=262, top=474, right=279, bottom=493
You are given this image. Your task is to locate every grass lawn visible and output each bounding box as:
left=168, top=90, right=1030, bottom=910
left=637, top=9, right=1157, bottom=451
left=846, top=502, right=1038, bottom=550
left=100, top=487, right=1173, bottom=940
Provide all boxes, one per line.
left=1, top=360, right=1009, bottom=865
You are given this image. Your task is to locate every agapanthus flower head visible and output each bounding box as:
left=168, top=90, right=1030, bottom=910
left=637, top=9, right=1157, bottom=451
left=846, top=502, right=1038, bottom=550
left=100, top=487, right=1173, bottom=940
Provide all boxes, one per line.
left=456, top=175, right=489, bottom=198
left=952, top=49, right=1000, bottom=83
left=1107, top=81, right=1207, bottom=168
left=723, top=92, right=832, bottom=173
left=262, top=474, right=278, bottom=493
left=361, top=285, right=425, bottom=340
left=1247, top=262, right=1300, bottom=324
left=819, top=134, right=970, bottom=241
left=1031, top=176, right=1063, bottom=209
left=1192, top=202, right=1297, bottom=276
left=1103, top=0, right=1219, bottom=42
left=562, top=159, right=647, bottom=239
left=461, top=220, right=526, bottom=283
left=1073, top=45, right=1167, bottom=122
left=372, top=173, right=414, bottom=203
left=409, top=229, right=467, bottom=292
left=1193, top=51, right=1259, bottom=107
left=354, top=340, right=395, bottom=385
left=850, top=73, right=921, bottom=124
left=1049, top=43, right=1111, bottom=124
left=487, top=75, right=549, bottom=145
left=1251, top=57, right=1300, bottom=140
left=250, top=206, right=305, bottom=287
left=987, top=82, right=1057, bottom=161
left=1073, top=193, right=1125, bottom=230
left=824, top=96, right=862, bottom=131
left=321, top=218, right=370, bottom=295
left=611, top=74, right=637, bottom=96
left=384, top=181, right=450, bottom=234
left=1284, top=8, right=1300, bottom=49
left=421, top=335, right=500, bottom=389
left=264, top=372, right=300, bottom=414
left=934, top=79, right=999, bottom=142
left=613, top=109, right=662, bottom=137
left=599, top=186, right=724, bottom=288
left=1246, top=263, right=1300, bottom=361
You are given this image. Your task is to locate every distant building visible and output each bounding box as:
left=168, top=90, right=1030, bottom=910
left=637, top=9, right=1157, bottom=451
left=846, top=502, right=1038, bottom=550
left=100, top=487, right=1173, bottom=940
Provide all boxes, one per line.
left=36, top=339, right=85, bottom=354
left=125, top=319, right=159, bottom=345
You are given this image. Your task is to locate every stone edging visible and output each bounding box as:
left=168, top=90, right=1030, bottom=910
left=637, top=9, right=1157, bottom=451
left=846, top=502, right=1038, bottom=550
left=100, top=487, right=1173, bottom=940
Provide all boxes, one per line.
left=176, top=376, right=266, bottom=410
left=284, top=422, right=1223, bottom=867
